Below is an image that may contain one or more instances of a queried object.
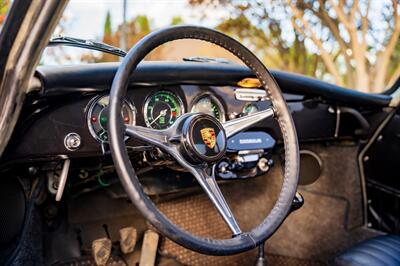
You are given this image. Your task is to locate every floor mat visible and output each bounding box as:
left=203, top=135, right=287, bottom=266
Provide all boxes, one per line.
left=157, top=144, right=381, bottom=264
left=267, top=254, right=325, bottom=266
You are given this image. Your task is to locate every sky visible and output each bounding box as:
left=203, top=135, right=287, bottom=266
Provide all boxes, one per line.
left=58, top=0, right=228, bottom=40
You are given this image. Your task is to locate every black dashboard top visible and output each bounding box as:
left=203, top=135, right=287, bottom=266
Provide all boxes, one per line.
left=35, top=61, right=391, bottom=107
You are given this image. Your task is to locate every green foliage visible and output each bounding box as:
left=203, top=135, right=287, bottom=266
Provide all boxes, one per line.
left=0, top=0, right=10, bottom=25
left=104, top=11, right=112, bottom=35
left=171, top=16, right=184, bottom=25
left=216, top=13, right=321, bottom=77
left=135, top=15, right=150, bottom=33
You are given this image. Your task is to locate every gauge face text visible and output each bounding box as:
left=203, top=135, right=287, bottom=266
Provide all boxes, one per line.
left=144, top=91, right=184, bottom=130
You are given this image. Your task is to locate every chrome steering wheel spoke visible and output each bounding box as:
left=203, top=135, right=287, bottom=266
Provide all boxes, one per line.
left=223, top=107, right=275, bottom=138
left=126, top=124, right=170, bottom=148
left=189, top=165, right=242, bottom=236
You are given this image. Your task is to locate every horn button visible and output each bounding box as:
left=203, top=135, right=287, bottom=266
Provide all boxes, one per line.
left=181, top=114, right=227, bottom=163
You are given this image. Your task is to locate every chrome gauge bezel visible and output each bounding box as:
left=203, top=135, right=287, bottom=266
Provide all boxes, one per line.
left=143, top=90, right=185, bottom=130
left=190, top=92, right=226, bottom=122
left=86, top=94, right=137, bottom=143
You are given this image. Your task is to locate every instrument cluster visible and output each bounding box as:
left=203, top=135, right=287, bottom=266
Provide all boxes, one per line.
left=86, top=87, right=268, bottom=144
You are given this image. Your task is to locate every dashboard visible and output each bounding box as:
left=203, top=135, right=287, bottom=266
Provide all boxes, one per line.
left=4, top=83, right=280, bottom=181
left=5, top=84, right=272, bottom=161
left=2, top=61, right=390, bottom=168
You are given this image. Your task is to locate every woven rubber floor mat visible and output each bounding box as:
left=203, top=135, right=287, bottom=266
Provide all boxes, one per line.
left=54, top=255, right=127, bottom=266
left=156, top=192, right=324, bottom=266
left=157, top=193, right=258, bottom=266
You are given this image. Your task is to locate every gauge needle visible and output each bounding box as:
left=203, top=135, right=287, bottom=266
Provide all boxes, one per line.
left=150, top=109, right=168, bottom=126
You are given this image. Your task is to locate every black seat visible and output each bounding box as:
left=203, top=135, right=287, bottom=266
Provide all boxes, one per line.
left=335, top=235, right=400, bottom=266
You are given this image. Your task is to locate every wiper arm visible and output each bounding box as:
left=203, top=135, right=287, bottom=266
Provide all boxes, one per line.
left=48, top=36, right=127, bottom=57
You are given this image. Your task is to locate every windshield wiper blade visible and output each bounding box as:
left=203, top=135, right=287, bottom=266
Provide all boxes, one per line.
left=48, top=36, right=127, bottom=57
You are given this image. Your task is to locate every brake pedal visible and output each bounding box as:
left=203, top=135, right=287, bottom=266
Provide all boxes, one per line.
left=92, top=237, right=112, bottom=266
left=139, top=230, right=159, bottom=266
left=120, top=226, right=137, bottom=254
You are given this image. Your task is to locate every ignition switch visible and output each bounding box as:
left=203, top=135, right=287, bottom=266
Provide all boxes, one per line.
left=257, top=157, right=273, bottom=172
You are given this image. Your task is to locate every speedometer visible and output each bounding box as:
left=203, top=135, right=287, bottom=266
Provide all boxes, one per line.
left=87, top=95, right=136, bottom=142
left=144, top=90, right=184, bottom=130
left=191, top=94, right=225, bottom=122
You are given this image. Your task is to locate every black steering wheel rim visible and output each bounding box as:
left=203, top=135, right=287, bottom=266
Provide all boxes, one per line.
left=108, top=25, right=299, bottom=255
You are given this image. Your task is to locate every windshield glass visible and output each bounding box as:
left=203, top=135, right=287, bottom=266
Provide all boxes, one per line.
left=43, top=0, right=400, bottom=93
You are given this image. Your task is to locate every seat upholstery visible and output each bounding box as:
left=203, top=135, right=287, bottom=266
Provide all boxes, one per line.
left=335, top=235, right=400, bottom=266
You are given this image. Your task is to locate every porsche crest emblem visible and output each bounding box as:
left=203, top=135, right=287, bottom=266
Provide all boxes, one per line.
left=200, top=128, right=216, bottom=149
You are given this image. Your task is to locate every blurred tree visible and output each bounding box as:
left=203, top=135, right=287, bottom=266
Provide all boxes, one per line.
left=171, top=16, right=184, bottom=25
left=216, top=14, right=324, bottom=78
left=189, top=0, right=400, bottom=92
left=100, top=11, right=117, bottom=62
left=81, top=13, right=152, bottom=62
left=81, top=14, right=192, bottom=63
left=387, top=41, right=400, bottom=87
left=104, top=11, right=112, bottom=43
left=0, top=0, right=10, bottom=26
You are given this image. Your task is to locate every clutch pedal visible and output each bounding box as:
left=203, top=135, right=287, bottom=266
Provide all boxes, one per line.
left=92, top=237, right=112, bottom=266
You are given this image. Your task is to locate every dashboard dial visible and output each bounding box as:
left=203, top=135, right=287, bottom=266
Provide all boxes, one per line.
left=242, top=103, right=259, bottom=115
left=87, top=95, right=136, bottom=142
left=144, top=90, right=184, bottom=130
left=191, top=94, right=225, bottom=122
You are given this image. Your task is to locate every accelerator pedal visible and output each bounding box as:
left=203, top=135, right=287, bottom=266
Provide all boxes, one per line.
left=139, top=230, right=159, bottom=266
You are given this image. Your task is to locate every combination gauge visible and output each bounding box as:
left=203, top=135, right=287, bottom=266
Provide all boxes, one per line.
left=87, top=95, right=136, bottom=142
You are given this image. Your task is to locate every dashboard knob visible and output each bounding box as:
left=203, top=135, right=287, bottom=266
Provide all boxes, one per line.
left=64, top=132, right=81, bottom=151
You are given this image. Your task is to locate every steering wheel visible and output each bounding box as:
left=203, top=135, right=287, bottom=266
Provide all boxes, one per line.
left=108, top=26, right=299, bottom=255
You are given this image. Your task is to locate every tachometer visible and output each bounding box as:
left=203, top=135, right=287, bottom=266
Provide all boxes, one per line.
left=144, top=90, right=184, bottom=130
left=191, top=94, right=225, bottom=122
left=87, top=95, right=136, bottom=142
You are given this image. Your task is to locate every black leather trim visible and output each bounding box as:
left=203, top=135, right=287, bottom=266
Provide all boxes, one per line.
left=335, top=235, right=400, bottom=266
left=35, top=62, right=392, bottom=107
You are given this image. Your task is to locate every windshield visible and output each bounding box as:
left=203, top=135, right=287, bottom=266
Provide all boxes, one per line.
left=40, top=0, right=400, bottom=93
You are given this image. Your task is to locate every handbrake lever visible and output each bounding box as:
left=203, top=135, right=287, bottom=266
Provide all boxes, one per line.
left=290, top=192, right=304, bottom=213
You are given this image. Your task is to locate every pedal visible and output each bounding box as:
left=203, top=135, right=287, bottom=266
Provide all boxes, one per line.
left=139, top=230, right=159, bottom=266
left=120, top=226, right=137, bottom=254
left=92, top=237, right=112, bottom=266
